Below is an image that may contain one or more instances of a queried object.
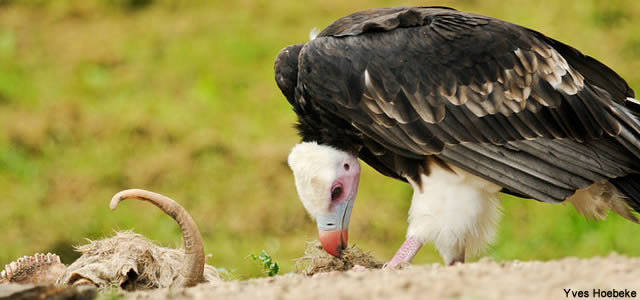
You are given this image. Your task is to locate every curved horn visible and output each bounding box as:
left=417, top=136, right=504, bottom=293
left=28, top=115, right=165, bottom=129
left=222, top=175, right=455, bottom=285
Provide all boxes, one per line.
left=110, top=189, right=205, bottom=287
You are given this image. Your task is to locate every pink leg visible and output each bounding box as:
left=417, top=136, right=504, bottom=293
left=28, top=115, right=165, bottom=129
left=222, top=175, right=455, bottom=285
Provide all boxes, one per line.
left=449, top=248, right=465, bottom=266
left=386, top=236, right=423, bottom=268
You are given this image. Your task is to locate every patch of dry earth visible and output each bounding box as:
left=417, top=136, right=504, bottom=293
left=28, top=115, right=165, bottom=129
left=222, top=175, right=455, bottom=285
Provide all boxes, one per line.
left=124, top=253, right=639, bottom=300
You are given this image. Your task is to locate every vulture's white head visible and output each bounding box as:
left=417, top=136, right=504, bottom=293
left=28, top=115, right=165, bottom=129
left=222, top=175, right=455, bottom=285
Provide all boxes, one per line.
left=288, top=142, right=361, bottom=256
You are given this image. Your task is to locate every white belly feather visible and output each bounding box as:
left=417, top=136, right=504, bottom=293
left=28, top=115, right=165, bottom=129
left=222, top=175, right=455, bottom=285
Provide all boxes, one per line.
left=405, top=163, right=502, bottom=264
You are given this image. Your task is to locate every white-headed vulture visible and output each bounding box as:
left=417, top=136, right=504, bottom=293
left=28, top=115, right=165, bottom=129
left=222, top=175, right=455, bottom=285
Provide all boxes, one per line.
left=275, top=7, right=640, bottom=266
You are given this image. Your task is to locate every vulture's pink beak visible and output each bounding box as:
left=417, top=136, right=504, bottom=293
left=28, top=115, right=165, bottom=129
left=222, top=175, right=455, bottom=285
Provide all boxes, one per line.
left=318, top=229, right=349, bottom=257
left=316, top=199, right=354, bottom=257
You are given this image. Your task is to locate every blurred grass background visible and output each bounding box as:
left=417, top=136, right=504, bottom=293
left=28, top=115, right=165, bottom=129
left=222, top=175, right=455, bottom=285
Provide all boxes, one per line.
left=1, top=0, right=639, bottom=279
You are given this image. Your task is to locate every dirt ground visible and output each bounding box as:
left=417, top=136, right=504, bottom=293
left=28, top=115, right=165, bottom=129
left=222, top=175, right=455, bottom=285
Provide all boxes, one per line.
left=2, top=253, right=639, bottom=300
left=123, top=253, right=639, bottom=300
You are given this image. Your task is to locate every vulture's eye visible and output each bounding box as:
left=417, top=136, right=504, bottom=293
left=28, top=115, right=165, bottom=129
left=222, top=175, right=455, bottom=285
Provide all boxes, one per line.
left=331, top=186, right=343, bottom=201
left=344, top=163, right=350, bottom=171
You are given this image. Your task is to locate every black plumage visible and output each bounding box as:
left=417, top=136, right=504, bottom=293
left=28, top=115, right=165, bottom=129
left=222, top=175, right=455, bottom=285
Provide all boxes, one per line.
left=275, top=6, right=640, bottom=210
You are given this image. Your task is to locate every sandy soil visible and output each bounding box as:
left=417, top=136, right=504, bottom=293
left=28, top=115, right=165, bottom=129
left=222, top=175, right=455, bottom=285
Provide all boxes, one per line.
left=2, top=254, right=638, bottom=299
left=122, top=253, right=640, bottom=300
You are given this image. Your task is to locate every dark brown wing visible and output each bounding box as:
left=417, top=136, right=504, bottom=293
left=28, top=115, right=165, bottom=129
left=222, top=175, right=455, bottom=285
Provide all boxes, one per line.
left=293, top=7, right=640, bottom=203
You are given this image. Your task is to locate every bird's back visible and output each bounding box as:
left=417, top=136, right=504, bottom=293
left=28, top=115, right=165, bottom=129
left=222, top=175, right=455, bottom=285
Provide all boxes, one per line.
left=275, top=6, right=640, bottom=216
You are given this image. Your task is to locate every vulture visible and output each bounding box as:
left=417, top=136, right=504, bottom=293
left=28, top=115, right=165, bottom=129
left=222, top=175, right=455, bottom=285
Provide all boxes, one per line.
left=275, top=6, right=640, bottom=267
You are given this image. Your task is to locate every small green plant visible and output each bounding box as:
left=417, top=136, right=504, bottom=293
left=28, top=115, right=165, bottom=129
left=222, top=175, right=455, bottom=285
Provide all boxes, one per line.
left=249, top=250, right=279, bottom=276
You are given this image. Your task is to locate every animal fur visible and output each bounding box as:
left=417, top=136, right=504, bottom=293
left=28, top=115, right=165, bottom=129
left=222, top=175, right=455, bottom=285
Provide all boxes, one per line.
left=0, top=189, right=222, bottom=290
left=57, top=231, right=221, bottom=290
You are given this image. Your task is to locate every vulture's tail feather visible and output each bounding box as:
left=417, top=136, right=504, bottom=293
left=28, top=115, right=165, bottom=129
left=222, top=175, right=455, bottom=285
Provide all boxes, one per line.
left=611, top=174, right=640, bottom=214
left=610, top=97, right=640, bottom=214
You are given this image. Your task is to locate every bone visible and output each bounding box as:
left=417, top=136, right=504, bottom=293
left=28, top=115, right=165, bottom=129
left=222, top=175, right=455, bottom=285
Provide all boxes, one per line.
left=110, top=189, right=206, bottom=287
left=3, top=189, right=219, bottom=289
left=0, top=253, right=65, bottom=285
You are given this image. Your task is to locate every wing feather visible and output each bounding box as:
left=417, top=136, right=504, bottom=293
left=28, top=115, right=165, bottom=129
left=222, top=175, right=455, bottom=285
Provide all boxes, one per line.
left=294, top=7, right=638, bottom=202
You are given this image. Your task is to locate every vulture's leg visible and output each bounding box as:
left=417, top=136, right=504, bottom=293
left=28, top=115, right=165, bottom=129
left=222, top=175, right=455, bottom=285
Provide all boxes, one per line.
left=449, top=248, right=465, bottom=266
left=385, top=236, right=423, bottom=268
left=400, top=163, right=501, bottom=267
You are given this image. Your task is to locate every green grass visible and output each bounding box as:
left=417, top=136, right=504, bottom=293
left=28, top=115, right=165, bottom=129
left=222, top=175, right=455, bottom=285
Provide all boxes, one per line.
left=1, top=0, right=639, bottom=279
left=249, top=250, right=279, bottom=276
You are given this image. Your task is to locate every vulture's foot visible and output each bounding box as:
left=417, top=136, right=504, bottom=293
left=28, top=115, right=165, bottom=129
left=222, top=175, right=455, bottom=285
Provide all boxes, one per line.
left=385, top=236, right=423, bottom=269
left=448, top=249, right=465, bottom=266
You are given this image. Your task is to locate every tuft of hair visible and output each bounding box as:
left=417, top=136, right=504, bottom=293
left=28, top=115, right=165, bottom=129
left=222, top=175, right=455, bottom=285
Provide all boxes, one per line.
left=309, top=27, right=320, bottom=40
left=57, top=231, right=221, bottom=290
left=295, top=240, right=382, bottom=275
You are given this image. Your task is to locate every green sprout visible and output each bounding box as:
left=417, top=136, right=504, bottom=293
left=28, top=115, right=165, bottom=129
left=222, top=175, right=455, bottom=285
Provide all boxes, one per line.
left=249, top=250, right=279, bottom=276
